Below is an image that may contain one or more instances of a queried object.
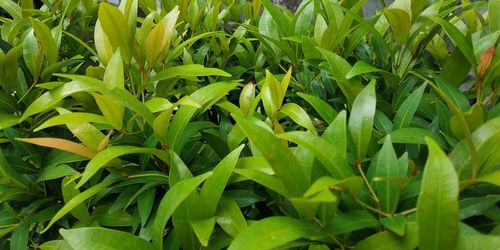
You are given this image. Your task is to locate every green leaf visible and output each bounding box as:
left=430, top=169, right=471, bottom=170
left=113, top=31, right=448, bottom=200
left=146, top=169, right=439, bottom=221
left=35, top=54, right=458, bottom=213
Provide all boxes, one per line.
left=76, top=146, right=168, bottom=188
left=346, top=61, right=399, bottom=86
left=21, top=77, right=155, bottom=125
left=276, top=131, right=352, bottom=179
left=150, top=64, right=231, bottom=82
left=455, top=235, right=500, bottom=250
left=380, top=215, right=406, bottom=237
left=318, top=48, right=364, bottom=108
left=145, top=7, right=179, bottom=65
left=197, top=145, right=244, bottom=219
left=0, top=113, right=19, bottom=130
left=434, top=75, right=470, bottom=112
left=92, top=93, right=123, bottom=130
left=190, top=217, right=217, bottom=246
left=56, top=108, right=106, bottom=151
left=228, top=217, right=316, bottom=250
left=417, top=138, right=459, bottom=250
left=372, top=136, right=401, bottom=214
left=153, top=107, right=175, bottom=145
left=232, top=168, right=288, bottom=196
left=261, top=70, right=285, bottom=119
left=459, top=195, right=500, bottom=220
left=30, top=18, right=58, bottom=65
left=60, top=227, right=153, bottom=249
left=36, top=164, right=78, bottom=182
left=98, top=3, right=132, bottom=63
left=297, top=92, right=337, bottom=124
left=0, top=148, right=30, bottom=188
left=103, top=49, right=124, bottom=90
left=355, top=222, right=418, bottom=250
left=260, top=0, right=291, bottom=36
left=348, top=80, right=376, bottom=160
left=61, top=177, right=92, bottom=225
left=151, top=172, right=212, bottom=249
left=216, top=196, right=247, bottom=238
left=293, top=0, right=313, bottom=36
left=23, top=30, right=43, bottom=79
left=383, top=127, right=445, bottom=147
left=393, top=83, right=426, bottom=130
left=489, top=0, right=500, bottom=32
left=232, top=115, right=309, bottom=196
left=34, top=113, right=109, bottom=132
left=384, top=8, right=411, bottom=44
left=41, top=178, right=121, bottom=233
left=320, top=210, right=379, bottom=236
left=428, top=16, right=476, bottom=67
left=0, top=0, right=22, bottom=20
left=280, top=103, right=317, bottom=134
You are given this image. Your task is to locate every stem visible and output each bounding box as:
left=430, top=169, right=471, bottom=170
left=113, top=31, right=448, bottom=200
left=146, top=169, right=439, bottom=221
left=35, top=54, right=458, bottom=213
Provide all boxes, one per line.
left=355, top=197, right=391, bottom=217
left=398, top=207, right=417, bottom=216
left=356, top=160, right=380, bottom=205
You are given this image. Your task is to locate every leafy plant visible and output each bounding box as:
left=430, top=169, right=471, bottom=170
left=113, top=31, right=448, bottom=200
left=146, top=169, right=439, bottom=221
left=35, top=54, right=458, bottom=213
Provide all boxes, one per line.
left=0, top=0, right=499, bottom=249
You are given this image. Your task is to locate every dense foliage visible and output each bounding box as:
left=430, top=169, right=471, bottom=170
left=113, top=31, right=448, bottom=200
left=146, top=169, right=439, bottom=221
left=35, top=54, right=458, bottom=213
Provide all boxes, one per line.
left=0, top=0, right=499, bottom=249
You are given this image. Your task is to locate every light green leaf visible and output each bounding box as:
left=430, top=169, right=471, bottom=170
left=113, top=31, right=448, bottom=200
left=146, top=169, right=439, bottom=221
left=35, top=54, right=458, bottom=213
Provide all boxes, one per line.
left=380, top=215, right=406, bottom=237
left=0, top=113, right=19, bottom=130
left=0, top=0, right=22, bottom=20
left=216, top=196, right=247, bottom=238
left=417, top=138, right=459, bottom=250
left=36, top=164, right=78, bottom=182
left=228, top=217, right=316, bottom=250
left=384, top=8, right=411, bottom=44
left=355, top=222, right=418, bottom=250
left=60, top=227, right=153, bottom=249
left=21, top=77, right=155, bottom=125
left=150, top=64, right=231, bottom=83
left=103, top=49, right=124, bottom=89
left=280, top=103, right=317, bottom=134
left=145, top=7, right=179, bottom=65
left=489, top=0, right=500, bottom=33
left=98, top=3, right=131, bottom=63
left=348, top=80, right=376, bottom=160
left=191, top=217, right=217, bottom=246
left=76, top=146, right=168, bottom=188
left=455, top=235, right=500, bottom=250
left=35, top=113, right=109, bottom=132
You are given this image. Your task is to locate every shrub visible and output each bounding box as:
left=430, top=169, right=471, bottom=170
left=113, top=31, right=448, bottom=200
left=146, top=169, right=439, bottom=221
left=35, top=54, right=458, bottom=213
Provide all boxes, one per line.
left=0, top=0, right=499, bottom=249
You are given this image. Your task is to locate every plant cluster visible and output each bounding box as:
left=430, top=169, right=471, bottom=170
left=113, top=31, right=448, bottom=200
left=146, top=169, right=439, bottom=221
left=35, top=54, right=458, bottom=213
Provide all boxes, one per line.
left=0, top=0, right=499, bottom=249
